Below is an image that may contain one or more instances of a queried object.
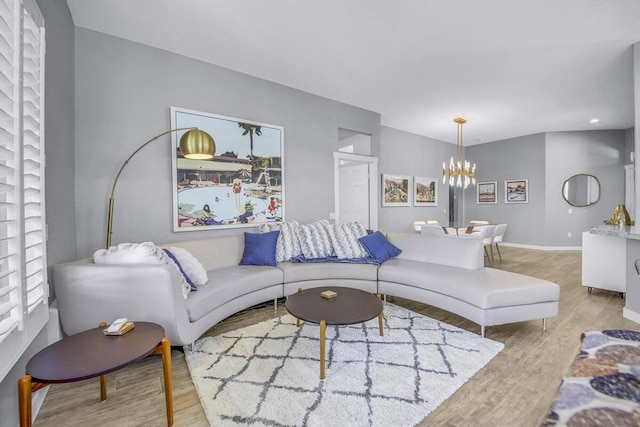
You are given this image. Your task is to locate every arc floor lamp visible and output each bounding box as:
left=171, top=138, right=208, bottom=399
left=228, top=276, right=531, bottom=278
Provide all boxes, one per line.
left=106, top=127, right=216, bottom=248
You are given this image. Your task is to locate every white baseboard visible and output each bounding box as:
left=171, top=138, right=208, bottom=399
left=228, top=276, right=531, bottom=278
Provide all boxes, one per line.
left=500, top=242, right=582, bottom=251
left=623, top=307, right=640, bottom=324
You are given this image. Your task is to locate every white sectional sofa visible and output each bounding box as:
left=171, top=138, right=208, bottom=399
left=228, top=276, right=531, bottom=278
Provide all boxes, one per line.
left=51, top=231, right=560, bottom=346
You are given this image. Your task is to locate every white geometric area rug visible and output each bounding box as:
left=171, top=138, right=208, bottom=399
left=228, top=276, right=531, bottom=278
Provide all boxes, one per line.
left=185, top=303, right=504, bottom=427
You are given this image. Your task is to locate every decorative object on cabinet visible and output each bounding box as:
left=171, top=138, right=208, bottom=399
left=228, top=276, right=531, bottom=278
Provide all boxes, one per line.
left=505, top=179, right=528, bottom=204
left=106, top=126, right=215, bottom=248
left=413, top=176, right=438, bottom=206
left=171, top=107, right=285, bottom=231
left=382, top=174, right=411, bottom=206
left=561, top=174, right=600, bottom=207
left=609, top=204, right=632, bottom=226
left=442, top=118, right=476, bottom=189
left=477, top=181, right=497, bottom=204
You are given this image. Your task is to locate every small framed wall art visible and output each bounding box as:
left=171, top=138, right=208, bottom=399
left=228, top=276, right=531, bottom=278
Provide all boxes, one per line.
left=413, top=176, right=438, bottom=206
left=505, top=179, right=528, bottom=204
left=477, top=181, right=497, bottom=204
left=382, top=174, right=411, bottom=207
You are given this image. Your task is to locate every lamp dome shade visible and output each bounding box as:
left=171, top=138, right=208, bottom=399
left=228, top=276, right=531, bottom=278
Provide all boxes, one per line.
left=180, top=129, right=215, bottom=159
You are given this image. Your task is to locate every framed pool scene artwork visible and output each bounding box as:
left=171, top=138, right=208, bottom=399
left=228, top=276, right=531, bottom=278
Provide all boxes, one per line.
left=171, top=107, right=285, bottom=231
left=382, top=174, right=411, bottom=207
left=477, top=181, right=497, bottom=204
left=505, top=179, right=528, bottom=204
left=413, top=176, right=438, bottom=206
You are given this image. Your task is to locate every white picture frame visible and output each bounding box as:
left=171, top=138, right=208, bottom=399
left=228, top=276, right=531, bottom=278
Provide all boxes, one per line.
left=171, top=107, right=285, bottom=231
left=477, top=181, right=497, bottom=204
left=382, top=174, right=411, bottom=207
left=505, top=179, right=528, bottom=204
left=413, top=176, right=438, bottom=206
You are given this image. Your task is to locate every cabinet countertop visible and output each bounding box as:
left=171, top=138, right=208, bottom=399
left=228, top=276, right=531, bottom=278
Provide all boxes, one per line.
left=589, top=224, right=640, bottom=240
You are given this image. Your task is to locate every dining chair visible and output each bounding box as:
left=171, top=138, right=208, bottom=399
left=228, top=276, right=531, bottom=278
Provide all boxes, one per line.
left=459, top=225, right=496, bottom=264
left=491, top=224, right=507, bottom=263
left=444, top=226, right=459, bottom=235
left=420, top=224, right=447, bottom=236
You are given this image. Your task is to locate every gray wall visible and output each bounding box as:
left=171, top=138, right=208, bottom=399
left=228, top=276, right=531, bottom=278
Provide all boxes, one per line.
left=465, top=134, right=547, bottom=246
left=464, top=131, right=626, bottom=247
left=378, top=126, right=456, bottom=232
left=545, top=130, right=626, bottom=246
left=74, top=28, right=380, bottom=258
left=378, top=126, right=626, bottom=247
left=0, top=1, right=76, bottom=425
left=41, top=0, right=76, bottom=267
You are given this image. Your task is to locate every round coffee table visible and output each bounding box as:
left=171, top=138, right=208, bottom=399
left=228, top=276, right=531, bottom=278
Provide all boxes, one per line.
left=285, top=286, right=384, bottom=379
left=18, top=322, right=173, bottom=426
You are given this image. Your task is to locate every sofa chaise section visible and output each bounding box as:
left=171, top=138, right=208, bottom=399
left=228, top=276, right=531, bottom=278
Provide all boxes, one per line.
left=379, top=233, right=560, bottom=336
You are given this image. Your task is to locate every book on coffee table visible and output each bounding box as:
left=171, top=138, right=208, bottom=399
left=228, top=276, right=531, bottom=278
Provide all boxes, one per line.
left=321, top=290, right=337, bottom=299
left=103, top=321, right=135, bottom=336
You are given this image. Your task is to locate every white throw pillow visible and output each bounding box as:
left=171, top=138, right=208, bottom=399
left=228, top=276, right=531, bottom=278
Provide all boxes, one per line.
left=326, top=221, right=368, bottom=259
left=165, top=246, right=208, bottom=286
left=259, top=220, right=302, bottom=262
left=93, top=242, right=191, bottom=299
left=93, top=242, right=164, bottom=264
left=297, top=220, right=334, bottom=259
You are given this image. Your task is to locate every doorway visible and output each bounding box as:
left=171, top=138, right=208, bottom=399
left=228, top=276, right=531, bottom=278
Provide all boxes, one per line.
left=333, top=152, right=378, bottom=230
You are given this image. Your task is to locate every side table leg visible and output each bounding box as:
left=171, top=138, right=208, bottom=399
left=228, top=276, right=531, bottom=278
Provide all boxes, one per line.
left=161, top=337, right=174, bottom=426
left=320, top=320, right=326, bottom=380
left=18, top=375, right=32, bottom=427
left=100, top=375, right=107, bottom=401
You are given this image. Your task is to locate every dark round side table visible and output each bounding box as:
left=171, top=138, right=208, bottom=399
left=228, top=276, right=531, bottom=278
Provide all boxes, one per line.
left=18, top=321, right=173, bottom=426
left=285, top=286, right=384, bottom=379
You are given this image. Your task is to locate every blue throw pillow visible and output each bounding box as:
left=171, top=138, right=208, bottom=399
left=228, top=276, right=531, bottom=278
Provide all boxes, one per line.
left=358, top=231, right=402, bottom=264
left=240, top=230, right=280, bottom=267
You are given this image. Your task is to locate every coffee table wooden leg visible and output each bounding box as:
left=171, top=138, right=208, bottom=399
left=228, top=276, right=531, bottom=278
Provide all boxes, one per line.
left=18, top=375, right=32, bottom=427
left=100, top=375, right=107, bottom=401
left=376, top=294, right=384, bottom=336
left=161, top=337, right=174, bottom=426
left=296, top=287, right=303, bottom=328
left=320, top=320, right=326, bottom=380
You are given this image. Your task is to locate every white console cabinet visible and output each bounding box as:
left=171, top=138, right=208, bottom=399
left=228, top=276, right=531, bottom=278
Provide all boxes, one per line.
left=582, top=231, right=626, bottom=293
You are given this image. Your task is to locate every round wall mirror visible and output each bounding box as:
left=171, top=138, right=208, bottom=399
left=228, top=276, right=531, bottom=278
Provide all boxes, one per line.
left=562, top=174, right=600, bottom=207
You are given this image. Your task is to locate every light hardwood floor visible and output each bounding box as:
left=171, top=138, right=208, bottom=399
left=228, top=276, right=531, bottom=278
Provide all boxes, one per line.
left=34, top=246, right=639, bottom=426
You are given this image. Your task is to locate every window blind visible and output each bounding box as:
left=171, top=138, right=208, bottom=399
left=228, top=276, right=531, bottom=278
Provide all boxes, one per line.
left=0, top=0, right=20, bottom=348
left=0, top=0, right=46, bottom=384
left=22, top=4, right=44, bottom=315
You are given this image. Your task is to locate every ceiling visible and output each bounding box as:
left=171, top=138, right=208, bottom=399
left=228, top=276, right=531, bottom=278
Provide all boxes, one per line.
left=66, top=0, right=640, bottom=145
